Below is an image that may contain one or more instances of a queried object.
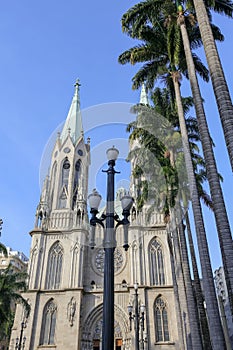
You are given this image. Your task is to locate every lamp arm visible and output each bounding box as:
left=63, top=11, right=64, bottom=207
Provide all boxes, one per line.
left=90, top=209, right=105, bottom=228
left=115, top=209, right=130, bottom=250
left=89, top=225, right=96, bottom=249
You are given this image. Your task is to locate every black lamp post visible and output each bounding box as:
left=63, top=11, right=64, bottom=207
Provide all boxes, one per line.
left=15, top=321, right=26, bottom=350
left=88, top=146, right=133, bottom=350
left=128, top=283, right=146, bottom=350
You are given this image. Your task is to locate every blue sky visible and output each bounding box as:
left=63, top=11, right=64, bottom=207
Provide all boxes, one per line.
left=0, top=0, right=232, bottom=272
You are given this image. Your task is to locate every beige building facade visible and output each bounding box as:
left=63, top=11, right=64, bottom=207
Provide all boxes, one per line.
left=10, top=82, right=197, bottom=349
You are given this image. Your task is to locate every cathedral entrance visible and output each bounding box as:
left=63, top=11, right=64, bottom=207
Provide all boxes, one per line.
left=81, top=303, right=130, bottom=349
left=92, top=338, right=123, bottom=350
left=91, top=319, right=123, bottom=349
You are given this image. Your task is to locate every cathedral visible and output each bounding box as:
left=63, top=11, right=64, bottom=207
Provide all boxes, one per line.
left=10, top=81, right=201, bottom=349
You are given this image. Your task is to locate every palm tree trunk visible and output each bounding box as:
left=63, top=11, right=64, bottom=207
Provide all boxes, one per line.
left=178, top=13, right=233, bottom=317
left=172, top=73, right=226, bottom=349
left=185, top=211, right=212, bottom=350
left=192, top=0, right=233, bottom=171
left=175, top=207, right=203, bottom=349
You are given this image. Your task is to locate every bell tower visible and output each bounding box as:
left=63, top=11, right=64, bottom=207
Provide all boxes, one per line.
left=10, top=80, right=91, bottom=350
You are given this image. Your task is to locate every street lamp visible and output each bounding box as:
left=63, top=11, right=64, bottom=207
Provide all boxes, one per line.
left=127, top=283, right=146, bottom=350
left=88, top=146, right=134, bottom=350
left=15, top=321, right=26, bottom=350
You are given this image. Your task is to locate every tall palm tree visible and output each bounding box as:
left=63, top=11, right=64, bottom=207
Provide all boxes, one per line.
left=128, top=89, right=215, bottom=348
left=190, top=0, right=233, bottom=171
left=172, top=71, right=225, bottom=348
left=119, top=5, right=226, bottom=347
left=177, top=5, right=233, bottom=316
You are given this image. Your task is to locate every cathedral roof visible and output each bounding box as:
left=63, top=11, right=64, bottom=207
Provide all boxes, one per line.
left=60, top=79, right=84, bottom=145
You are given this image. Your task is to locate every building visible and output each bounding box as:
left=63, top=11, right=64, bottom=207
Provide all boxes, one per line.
left=0, top=246, right=28, bottom=273
left=10, top=81, right=202, bottom=349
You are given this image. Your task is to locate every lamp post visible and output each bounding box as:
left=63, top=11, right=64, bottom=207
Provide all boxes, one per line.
left=15, top=321, right=26, bottom=350
left=88, top=146, right=133, bottom=350
left=128, top=283, right=146, bottom=350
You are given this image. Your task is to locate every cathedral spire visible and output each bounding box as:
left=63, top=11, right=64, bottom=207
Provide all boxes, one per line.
left=140, top=83, right=149, bottom=105
left=60, top=79, right=83, bottom=145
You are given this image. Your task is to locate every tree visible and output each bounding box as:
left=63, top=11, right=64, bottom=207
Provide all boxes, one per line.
left=177, top=4, right=233, bottom=316
left=128, top=89, right=214, bottom=348
left=0, top=265, right=30, bottom=340
left=119, top=3, right=226, bottom=347
left=190, top=0, right=233, bottom=171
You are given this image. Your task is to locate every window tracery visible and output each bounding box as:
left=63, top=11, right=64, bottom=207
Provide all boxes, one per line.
left=149, top=238, right=165, bottom=285
left=40, top=300, right=57, bottom=345
left=154, top=297, right=170, bottom=342
left=46, top=242, right=63, bottom=289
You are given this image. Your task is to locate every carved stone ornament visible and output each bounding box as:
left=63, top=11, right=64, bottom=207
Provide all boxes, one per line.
left=95, top=248, right=123, bottom=274
left=67, top=297, right=76, bottom=326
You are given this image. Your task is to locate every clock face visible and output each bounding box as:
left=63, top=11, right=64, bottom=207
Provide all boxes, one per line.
left=77, top=149, right=83, bottom=156
left=94, top=248, right=124, bottom=274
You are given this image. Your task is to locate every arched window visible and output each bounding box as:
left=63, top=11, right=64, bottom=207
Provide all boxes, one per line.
left=72, top=159, right=81, bottom=209
left=149, top=238, right=165, bottom=285
left=40, top=300, right=57, bottom=345
left=46, top=242, right=63, bottom=289
left=154, top=297, right=170, bottom=342
left=58, top=158, right=70, bottom=208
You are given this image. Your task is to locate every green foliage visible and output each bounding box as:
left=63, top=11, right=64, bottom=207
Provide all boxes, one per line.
left=119, top=0, right=226, bottom=90
left=127, top=87, right=212, bottom=221
left=0, top=264, right=30, bottom=340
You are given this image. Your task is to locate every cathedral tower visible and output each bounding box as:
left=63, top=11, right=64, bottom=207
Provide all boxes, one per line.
left=10, top=82, right=199, bottom=350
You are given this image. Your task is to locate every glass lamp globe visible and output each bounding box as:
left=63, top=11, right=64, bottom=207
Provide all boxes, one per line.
left=88, top=189, right=102, bottom=210
left=106, top=146, right=119, bottom=161
left=121, top=195, right=134, bottom=211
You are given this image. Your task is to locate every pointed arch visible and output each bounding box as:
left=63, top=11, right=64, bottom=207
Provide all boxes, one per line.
left=81, top=303, right=129, bottom=347
left=70, top=243, right=80, bottom=287
left=58, top=157, right=70, bottom=209
left=50, top=161, right=57, bottom=209
left=39, top=299, right=57, bottom=345
left=46, top=241, right=64, bottom=289
left=28, top=242, right=38, bottom=289
left=154, top=296, right=170, bottom=342
left=148, top=237, right=165, bottom=286
left=72, top=159, right=82, bottom=209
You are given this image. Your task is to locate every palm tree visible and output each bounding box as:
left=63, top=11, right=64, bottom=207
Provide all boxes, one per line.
left=0, top=265, right=30, bottom=330
left=190, top=0, right=233, bottom=171
left=172, top=71, right=225, bottom=349
left=119, top=4, right=226, bottom=347
left=128, top=89, right=215, bottom=348
left=177, top=4, right=233, bottom=316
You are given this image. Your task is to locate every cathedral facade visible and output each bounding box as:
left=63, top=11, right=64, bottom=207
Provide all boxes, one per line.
left=10, top=82, right=199, bottom=349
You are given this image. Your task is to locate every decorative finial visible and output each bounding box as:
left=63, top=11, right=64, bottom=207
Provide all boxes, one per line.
left=74, top=79, right=81, bottom=90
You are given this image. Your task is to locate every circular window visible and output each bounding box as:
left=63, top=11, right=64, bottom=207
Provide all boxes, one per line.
left=77, top=149, right=83, bottom=156
left=94, top=248, right=124, bottom=274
